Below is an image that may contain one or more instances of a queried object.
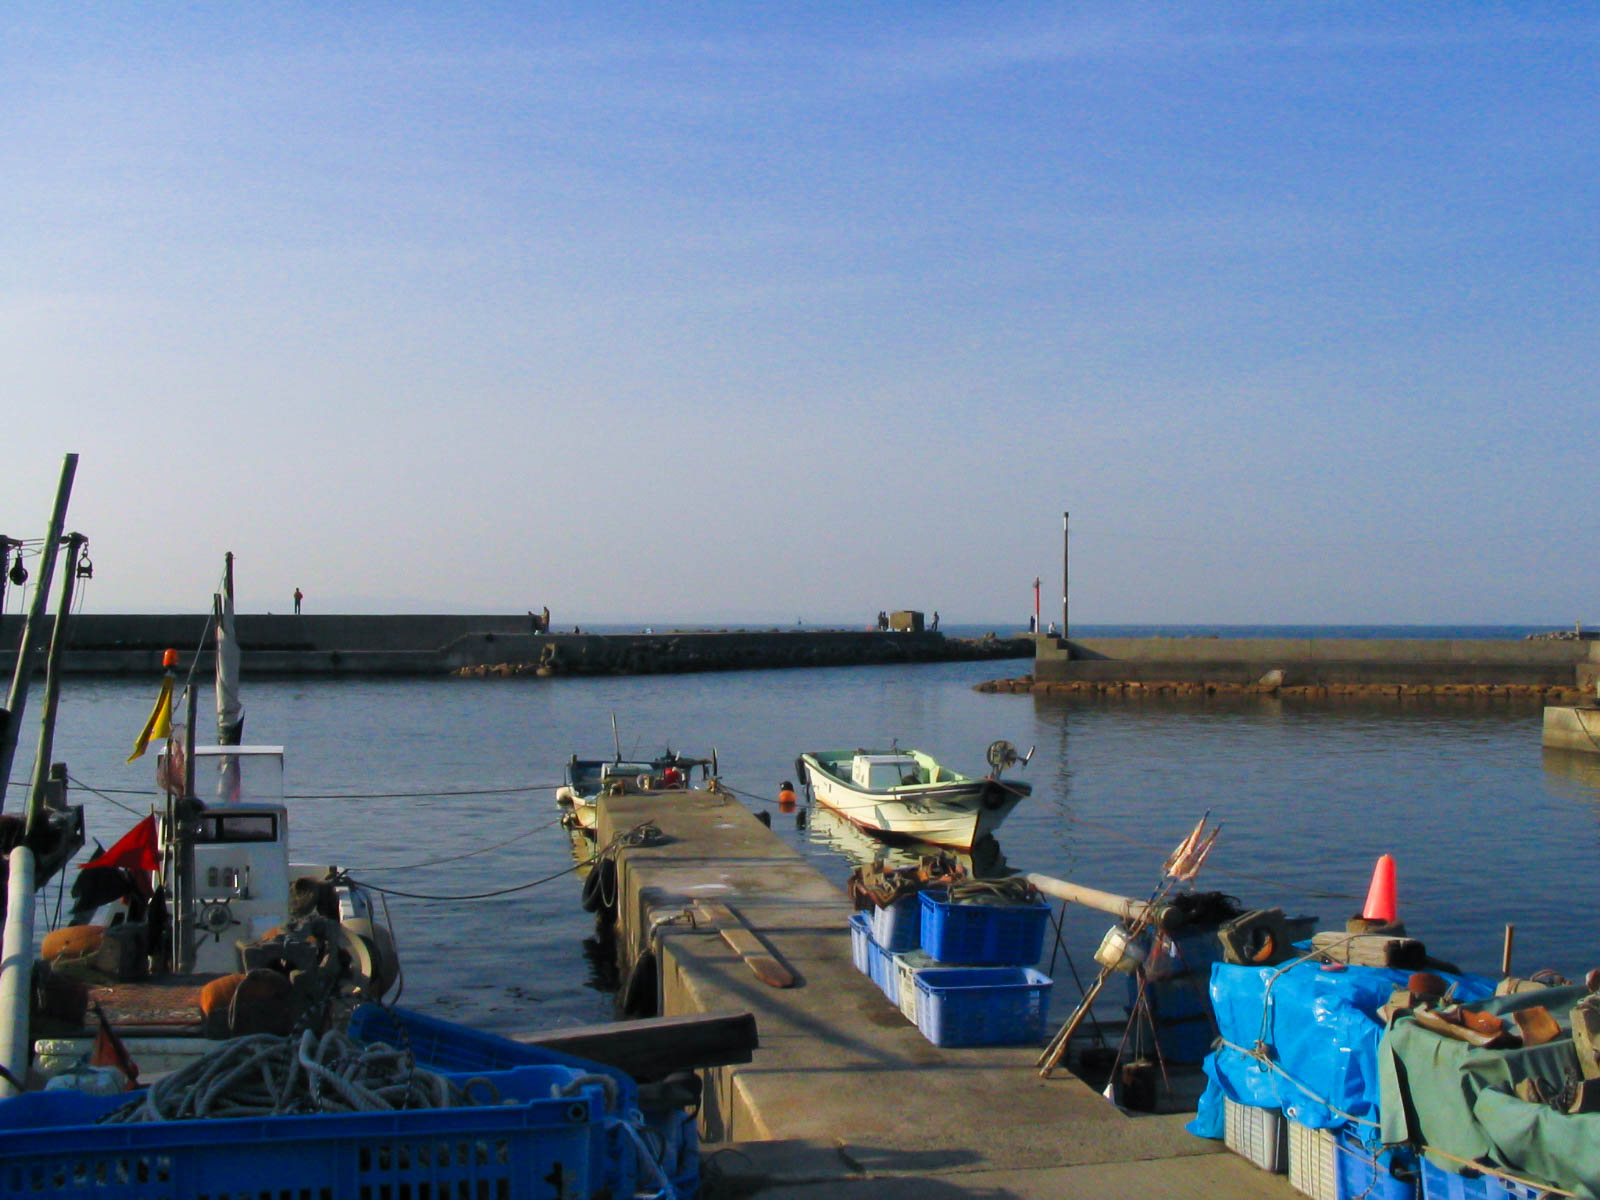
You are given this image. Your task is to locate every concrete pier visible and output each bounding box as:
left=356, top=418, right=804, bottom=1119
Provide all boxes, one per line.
left=591, top=790, right=1296, bottom=1198
left=1542, top=705, right=1600, bottom=754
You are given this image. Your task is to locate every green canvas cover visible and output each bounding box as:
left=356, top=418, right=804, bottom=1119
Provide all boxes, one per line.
left=1378, top=984, right=1599, bottom=1197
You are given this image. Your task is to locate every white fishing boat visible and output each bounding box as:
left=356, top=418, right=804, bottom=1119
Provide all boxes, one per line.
left=795, top=741, right=1033, bottom=850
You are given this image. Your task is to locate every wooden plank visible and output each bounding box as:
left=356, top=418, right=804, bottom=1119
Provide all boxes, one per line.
left=507, top=1010, right=758, bottom=1081
left=694, top=901, right=796, bottom=988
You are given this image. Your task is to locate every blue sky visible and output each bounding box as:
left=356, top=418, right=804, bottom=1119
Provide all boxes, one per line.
left=4, top=4, right=1596, bottom=624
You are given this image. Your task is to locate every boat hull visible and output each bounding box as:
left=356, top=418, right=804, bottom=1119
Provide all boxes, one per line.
left=798, top=752, right=1029, bottom=850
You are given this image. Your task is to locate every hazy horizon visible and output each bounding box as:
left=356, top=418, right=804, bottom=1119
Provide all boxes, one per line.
left=6, top=5, right=1597, bottom=627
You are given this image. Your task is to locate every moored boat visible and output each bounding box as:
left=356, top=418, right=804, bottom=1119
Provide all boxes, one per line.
left=557, top=748, right=718, bottom=833
left=30, top=559, right=398, bottom=1084
left=796, top=741, right=1033, bottom=850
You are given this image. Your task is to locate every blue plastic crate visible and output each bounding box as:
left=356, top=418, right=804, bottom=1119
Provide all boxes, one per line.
left=1418, top=1156, right=1545, bottom=1200
left=913, top=966, right=1052, bottom=1047
left=348, top=1004, right=637, bottom=1105
left=848, top=911, right=872, bottom=975
left=870, top=894, right=921, bottom=953
left=847, top=913, right=896, bottom=999
left=919, top=890, right=1050, bottom=965
left=1337, top=1129, right=1417, bottom=1200
left=348, top=1004, right=687, bottom=1197
left=0, top=1062, right=607, bottom=1200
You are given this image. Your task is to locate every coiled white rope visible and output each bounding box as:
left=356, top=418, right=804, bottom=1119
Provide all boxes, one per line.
left=99, top=1029, right=491, bottom=1123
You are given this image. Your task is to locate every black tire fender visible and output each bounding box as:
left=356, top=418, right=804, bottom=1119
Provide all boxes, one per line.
left=580, top=857, right=616, bottom=914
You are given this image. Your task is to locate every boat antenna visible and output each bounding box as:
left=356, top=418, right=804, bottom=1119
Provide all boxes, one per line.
left=611, top=712, right=621, bottom=762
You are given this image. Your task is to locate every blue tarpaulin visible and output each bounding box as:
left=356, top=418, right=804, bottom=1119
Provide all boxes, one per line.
left=1188, top=958, right=1494, bottom=1141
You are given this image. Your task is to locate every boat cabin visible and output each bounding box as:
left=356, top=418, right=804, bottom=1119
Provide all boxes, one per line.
left=157, top=746, right=294, bottom=974
left=851, top=754, right=923, bottom=790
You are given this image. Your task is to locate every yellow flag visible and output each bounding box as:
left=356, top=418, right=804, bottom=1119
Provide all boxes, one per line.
left=128, top=675, right=174, bottom=762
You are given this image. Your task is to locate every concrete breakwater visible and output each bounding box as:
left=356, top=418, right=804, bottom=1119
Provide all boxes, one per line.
left=455, top=630, right=1032, bottom=678
left=982, top=675, right=1591, bottom=704
left=0, top=614, right=1032, bottom=677
left=1029, top=633, right=1597, bottom=691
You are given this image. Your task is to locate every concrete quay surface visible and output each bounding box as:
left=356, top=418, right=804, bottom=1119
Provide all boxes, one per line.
left=593, top=791, right=1297, bottom=1199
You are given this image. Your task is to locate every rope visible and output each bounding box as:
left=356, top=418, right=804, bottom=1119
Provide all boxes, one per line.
left=354, top=814, right=567, bottom=871
left=99, top=1029, right=476, bottom=1122
left=59, top=774, right=148, bottom=817
left=946, top=876, right=1038, bottom=905
left=341, top=821, right=663, bottom=902
left=344, top=859, right=591, bottom=902
left=55, top=777, right=564, bottom=800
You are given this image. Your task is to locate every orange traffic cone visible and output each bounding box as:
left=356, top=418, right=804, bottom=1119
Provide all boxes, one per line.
left=1361, top=854, right=1398, bottom=924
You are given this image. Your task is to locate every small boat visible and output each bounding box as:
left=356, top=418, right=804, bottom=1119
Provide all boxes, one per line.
left=557, top=747, right=718, bottom=833
left=795, top=741, right=1033, bottom=850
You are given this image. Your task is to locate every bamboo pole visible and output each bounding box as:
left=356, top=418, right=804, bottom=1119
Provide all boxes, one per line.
left=0, top=454, right=77, bottom=817
left=25, top=532, right=86, bottom=842
left=1024, top=871, right=1165, bottom=928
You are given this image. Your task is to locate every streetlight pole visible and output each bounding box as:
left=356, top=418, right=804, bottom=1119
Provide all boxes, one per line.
left=1061, top=511, right=1070, bottom=640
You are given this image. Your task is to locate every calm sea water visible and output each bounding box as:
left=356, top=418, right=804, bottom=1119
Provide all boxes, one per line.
left=15, top=630, right=1599, bottom=1036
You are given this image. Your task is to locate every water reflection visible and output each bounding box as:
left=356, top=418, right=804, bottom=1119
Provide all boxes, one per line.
left=1541, top=747, right=1600, bottom=797
left=803, top=801, right=1010, bottom=878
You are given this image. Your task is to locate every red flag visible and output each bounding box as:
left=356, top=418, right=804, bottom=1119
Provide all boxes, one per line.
left=89, top=1003, right=140, bottom=1088
left=80, top=815, right=160, bottom=873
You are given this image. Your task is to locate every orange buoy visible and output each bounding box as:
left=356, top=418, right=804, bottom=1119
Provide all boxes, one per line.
left=777, top=780, right=797, bottom=812
left=41, top=925, right=107, bottom=962
left=1361, top=854, right=1398, bottom=924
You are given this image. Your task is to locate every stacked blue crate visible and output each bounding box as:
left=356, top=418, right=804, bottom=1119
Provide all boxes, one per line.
left=348, top=1004, right=686, bottom=1199
left=0, top=1062, right=616, bottom=1200
left=918, top=890, right=1050, bottom=966
left=900, top=889, right=1054, bottom=1047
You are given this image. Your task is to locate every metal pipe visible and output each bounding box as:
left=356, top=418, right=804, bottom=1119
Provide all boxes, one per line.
left=0, top=845, right=37, bottom=1096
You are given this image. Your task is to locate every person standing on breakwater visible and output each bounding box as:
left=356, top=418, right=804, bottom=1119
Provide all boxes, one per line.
left=293, top=587, right=303, bottom=614
left=932, top=611, right=940, bottom=632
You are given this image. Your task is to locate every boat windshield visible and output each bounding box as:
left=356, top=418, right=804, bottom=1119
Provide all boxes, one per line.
left=192, top=746, right=285, bottom=806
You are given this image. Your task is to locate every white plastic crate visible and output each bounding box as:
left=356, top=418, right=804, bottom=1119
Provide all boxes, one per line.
left=1287, top=1121, right=1338, bottom=1200
left=1225, top=1097, right=1287, bottom=1173
left=893, top=950, right=936, bottom=1023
